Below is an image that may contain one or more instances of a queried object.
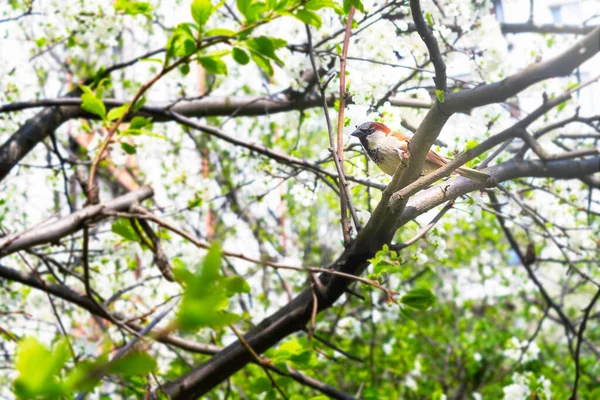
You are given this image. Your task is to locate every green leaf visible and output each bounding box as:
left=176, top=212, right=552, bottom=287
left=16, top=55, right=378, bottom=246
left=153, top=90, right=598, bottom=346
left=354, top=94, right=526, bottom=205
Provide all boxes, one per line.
left=13, top=338, right=70, bottom=399
left=200, top=243, right=222, bottom=283
left=425, top=11, right=434, bottom=26
left=399, top=306, right=415, bottom=320
left=305, top=0, right=336, bottom=10
left=266, top=0, right=277, bottom=11
left=465, top=139, right=478, bottom=150
left=120, top=142, right=137, bottom=154
left=115, top=0, right=153, bottom=15
left=205, top=28, right=236, bottom=36
left=236, top=0, right=251, bottom=20
left=179, top=63, right=191, bottom=76
left=294, top=9, right=322, bottom=28
left=250, top=376, right=271, bottom=393
left=173, top=264, right=195, bottom=285
left=166, top=25, right=197, bottom=58
left=223, top=276, right=251, bottom=294
left=176, top=243, right=245, bottom=331
left=246, top=36, right=287, bottom=65
left=133, top=95, right=146, bottom=111
left=198, top=55, right=228, bottom=75
left=111, top=218, right=140, bottom=242
left=435, top=89, right=445, bottom=103
left=343, top=0, right=364, bottom=13
left=401, top=288, right=436, bottom=310
left=248, top=2, right=267, bottom=21
left=272, top=338, right=317, bottom=370
left=130, top=116, right=152, bottom=130
left=106, top=103, right=129, bottom=121
left=373, top=260, right=398, bottom=277
left=108, top=351, right=157, bottom=375
left=250, top=51, right=274, bottom=76
left=191, top=0, right=214, bottom=27
left=273, top=0, right=290, bottom=12
left=232, top=47, right=250, bottom=65
left=556, top=99, right=569, bottom=112
left=80, top=85, right=106, bottom=119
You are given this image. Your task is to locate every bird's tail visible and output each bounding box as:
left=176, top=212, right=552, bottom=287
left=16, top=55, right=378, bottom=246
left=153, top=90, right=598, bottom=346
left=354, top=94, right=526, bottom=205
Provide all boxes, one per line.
left=456, top=166, right=490, bottom=183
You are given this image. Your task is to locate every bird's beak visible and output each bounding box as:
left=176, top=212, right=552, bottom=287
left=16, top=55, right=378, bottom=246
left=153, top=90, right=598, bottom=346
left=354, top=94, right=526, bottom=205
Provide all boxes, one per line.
left=351, top=129, right=364, bottom=138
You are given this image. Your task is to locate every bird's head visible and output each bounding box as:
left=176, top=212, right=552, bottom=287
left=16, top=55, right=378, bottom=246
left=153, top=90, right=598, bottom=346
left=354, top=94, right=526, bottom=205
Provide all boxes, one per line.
left=351, top=121, right=391, bottom=140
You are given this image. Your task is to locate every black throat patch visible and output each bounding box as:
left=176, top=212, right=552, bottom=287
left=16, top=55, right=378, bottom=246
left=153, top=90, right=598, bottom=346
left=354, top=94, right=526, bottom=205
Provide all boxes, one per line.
left=359, top=137, right=382, bottom=164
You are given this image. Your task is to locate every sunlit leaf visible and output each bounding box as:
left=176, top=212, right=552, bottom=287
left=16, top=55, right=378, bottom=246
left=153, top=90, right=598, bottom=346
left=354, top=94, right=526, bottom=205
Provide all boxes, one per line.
left=111, top=218, right=140, bottom=242
left=80, top=85, right=106, bottom=119
left=108, top=351, right=157, bottom=375
left=198, top=55, right=228, bottom=75
left=191, top=0, right=214, bottom=27
left=106, top=103, right=130, bottom=121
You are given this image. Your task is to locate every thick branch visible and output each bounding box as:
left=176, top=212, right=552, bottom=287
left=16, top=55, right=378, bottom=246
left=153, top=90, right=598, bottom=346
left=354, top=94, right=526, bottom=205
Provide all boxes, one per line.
left=441, top=27, right=600, bottom=114
left=0, top=186, right=154, bottom=256
left=501, top=23, right=599, bottom=35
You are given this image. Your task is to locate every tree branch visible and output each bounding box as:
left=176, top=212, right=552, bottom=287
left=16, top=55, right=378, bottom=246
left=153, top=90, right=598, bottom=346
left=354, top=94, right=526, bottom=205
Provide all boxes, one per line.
left=0, top=186, right=154, bottom=256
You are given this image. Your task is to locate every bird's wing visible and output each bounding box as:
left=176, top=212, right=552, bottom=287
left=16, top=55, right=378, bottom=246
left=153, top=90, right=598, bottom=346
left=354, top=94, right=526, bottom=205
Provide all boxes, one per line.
left=425, top=149, right=448, bottom=167
left=389, top=131, right=448, bottom=166
left=388, top=131, right=410, bottom=152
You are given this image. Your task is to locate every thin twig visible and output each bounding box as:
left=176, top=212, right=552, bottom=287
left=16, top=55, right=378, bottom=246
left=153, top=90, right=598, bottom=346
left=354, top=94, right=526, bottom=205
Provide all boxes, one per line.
left=336, top=7, right=362, bottom=239
left=570, top=288, right=600, bottom=400
left=305, top=24, right=361, bottom=243
left=391, top=200, right=453, bottom=250
left=229, top=325, right=289, bottom=400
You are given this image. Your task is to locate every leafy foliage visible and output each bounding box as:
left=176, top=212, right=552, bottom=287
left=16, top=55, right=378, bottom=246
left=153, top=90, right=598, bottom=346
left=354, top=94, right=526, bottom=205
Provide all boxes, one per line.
left=175, top=243, right=250, bottom=331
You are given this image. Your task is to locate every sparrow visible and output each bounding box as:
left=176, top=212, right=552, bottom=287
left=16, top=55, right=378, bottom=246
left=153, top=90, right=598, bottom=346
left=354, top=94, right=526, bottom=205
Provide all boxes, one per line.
left=351, top=121, right=490, bottom=183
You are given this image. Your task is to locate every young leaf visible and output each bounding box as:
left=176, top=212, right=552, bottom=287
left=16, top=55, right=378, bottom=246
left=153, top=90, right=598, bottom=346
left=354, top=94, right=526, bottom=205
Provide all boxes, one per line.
left=294, top=9, right=322, bottom=28
left=400, top=288, right=436, bottom=310
left=80, top=85, right=106, bottom=119
left=200, top=243, right=222, bottom=283
left=232, top=47, right=250, bottom=65
left=166, top=26, right=197, bottom=58
left=108, top=351, right=157, bottom=376
left=176, top=243, right=245, bottom=331
left=236, top=0, right=251, bottom=20
left=222, top=276, right=251, bottom=295
left=106, top=103, right=130, bottom=121
left=191, top=0, right=214, bottom=27
left=179, top=63, right=191, bottom=76
left=133, top=95, right=147, bottom=111
left=205, top=28, right=236, bottom=36
left=249, top=51, right=274, bottom=76
left=120, top=142, right=137, bottom=154
left=435, top=89, right=445, bottom=103
left=111, top=218, right=140, bottom=242
left=13, top=338, right=70, bottom=399
left=343, top=0, right=364, bottom=13
left=305, top=0, right=336, bottom=9
left=246, top=36, right=287, bottom=65
left=129, top=116, right=152, bottom=130
left=115, top=0, right=153, bottom=15
left=198, top=56, right=228, bottom=75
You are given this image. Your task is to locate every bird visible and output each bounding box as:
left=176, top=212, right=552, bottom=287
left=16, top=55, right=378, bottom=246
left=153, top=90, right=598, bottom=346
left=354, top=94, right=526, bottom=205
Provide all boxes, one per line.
left=351, top=121, right=490, bottom=183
